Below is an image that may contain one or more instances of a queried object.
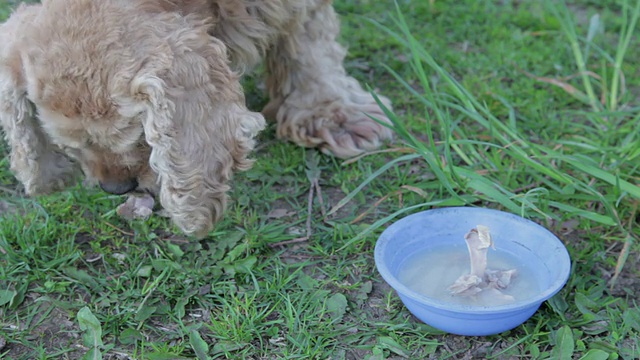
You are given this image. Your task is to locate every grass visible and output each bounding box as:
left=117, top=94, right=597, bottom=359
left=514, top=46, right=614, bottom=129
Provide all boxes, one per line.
left=1, top=0, right=640, bottom=359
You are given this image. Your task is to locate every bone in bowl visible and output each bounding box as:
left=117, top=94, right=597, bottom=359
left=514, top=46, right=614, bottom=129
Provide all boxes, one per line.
left=374, top=207, right=571, bottom=336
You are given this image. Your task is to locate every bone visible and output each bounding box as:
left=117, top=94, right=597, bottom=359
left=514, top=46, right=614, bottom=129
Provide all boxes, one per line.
left=448, top=225, right=518, bottom=303
left=116, top=193, right=155, bottom=221
left=464, top=225, right=493, bottom=277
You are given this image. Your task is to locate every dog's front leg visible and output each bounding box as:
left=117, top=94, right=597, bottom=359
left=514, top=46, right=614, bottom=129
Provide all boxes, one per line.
left=263, top=0, right=394, bottom=159
left=0, top=73, right=79, bottom=195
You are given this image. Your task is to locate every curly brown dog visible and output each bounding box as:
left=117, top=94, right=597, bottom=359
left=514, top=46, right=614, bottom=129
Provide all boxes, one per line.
left=0, top=0, right=393, bottom=237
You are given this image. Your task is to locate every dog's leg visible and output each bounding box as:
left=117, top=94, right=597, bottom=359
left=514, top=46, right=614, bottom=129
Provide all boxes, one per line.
left=263, top=1, right=393, bottom=159
left=0, top=92, right=79, bottom=195
left=0, top=4, right=79, bottom=195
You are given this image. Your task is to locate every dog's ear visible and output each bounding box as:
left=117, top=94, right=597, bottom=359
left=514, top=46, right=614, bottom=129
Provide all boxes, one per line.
left=0, top=5, right=78, bottom=195
left=130, top=20, right=265, bottom=237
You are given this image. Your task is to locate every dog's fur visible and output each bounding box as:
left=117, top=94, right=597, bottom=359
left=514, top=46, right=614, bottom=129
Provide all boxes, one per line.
left=0, top=0, right=393, bottom=237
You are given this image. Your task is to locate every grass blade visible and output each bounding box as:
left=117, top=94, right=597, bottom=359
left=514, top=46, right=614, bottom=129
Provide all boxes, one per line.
left=560, top=155, right=640, bottom=199
left=326, top=153, right=420, bottom=217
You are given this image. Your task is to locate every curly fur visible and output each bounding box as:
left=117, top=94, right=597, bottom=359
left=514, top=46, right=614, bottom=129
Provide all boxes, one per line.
left=0, top=4, right=81, bottom=195
left=0, top=0, right=393, bottom=237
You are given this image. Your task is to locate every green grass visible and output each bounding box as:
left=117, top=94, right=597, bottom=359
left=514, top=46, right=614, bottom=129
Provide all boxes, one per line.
left=1, top=0, right=640, bottom=359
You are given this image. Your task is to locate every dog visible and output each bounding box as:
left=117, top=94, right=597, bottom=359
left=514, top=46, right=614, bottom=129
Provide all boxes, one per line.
left=0, top=0, right=393, bottom=237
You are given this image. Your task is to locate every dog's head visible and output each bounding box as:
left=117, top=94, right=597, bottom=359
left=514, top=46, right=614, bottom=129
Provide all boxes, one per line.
left=0, top=0, right=265, bottom=237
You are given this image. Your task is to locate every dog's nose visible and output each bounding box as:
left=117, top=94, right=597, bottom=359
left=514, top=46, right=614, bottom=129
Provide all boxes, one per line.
left=99, top=178, right=138, bottom=195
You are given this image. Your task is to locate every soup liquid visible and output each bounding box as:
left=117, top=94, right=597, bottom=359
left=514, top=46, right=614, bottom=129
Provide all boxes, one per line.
left=397, top=246, right=540, bottom=307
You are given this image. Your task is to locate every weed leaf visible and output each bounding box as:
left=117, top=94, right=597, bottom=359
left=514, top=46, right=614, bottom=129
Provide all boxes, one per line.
left=119, top=328, right=144, bottom=345
left=218, top=231, right=244, bottom=251
left=224, top=240, right=249, bottom=263
left=136, top=265, right=153, bottom=278
left=165, top=242, right=184, bottom=259
left=234, top=255, right=257, bottom=274
left=552, top=325, right=575, bottom=359
left=83, top=349, right=102, bottom=360
left=151, top=259, right=182, bottom=272
left=575, top=293, right=602, bottom=321
left=579, top=349, right=609, bottom=360
left=296, top=273, right=319, bottom=290
left=356, top=281, right=373, bottom=305
left=189, top=329, right=211, bottom=360
left=212, top=341, right=245, bottom=354
left=146, top=353, right=188, bottom=360
left=366, top=348, right=385, bottom=360
left=9, top=280, right=29, bottom=309
left=610, top=235, right=634, bottom=288
left=63, top=267, right=101, bottom=290
left=175, top=296, right=190, bottom=319
left=135, top=305, right=157, bottom=322
left=622, top=307, right=640, bottom=332
left=77, top=306, right=103, bottom=360
left=377, top=336, right=409, bottom=358
left=589, top=341, right=618, bottom=353
left=547, top=294, right=569, bottom=320
left=0, top=290, right=16, bottom=307
left=326, top=293, right=348, bottom=321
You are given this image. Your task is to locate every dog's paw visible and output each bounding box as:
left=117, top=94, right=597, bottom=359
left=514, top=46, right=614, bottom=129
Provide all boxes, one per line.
left=314, top=102, right=394, bottom=159
left=273, top=92, right=394, bottom=159
left=21, top=151, right=80, bottom=195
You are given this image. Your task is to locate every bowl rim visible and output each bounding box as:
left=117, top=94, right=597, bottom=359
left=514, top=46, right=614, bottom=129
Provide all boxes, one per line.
left=374, top=206, right=572, bottom=314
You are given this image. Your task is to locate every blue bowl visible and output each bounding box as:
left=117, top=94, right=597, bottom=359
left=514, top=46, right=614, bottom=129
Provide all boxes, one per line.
left=374, top=207, right=571, bottom=336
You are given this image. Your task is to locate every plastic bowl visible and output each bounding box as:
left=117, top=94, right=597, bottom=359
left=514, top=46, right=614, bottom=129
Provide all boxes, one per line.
left=374, top=207, right=571, bottom=336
